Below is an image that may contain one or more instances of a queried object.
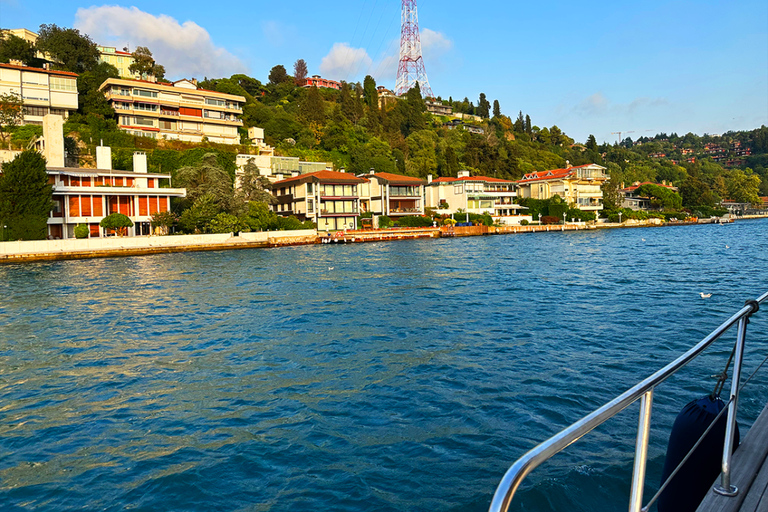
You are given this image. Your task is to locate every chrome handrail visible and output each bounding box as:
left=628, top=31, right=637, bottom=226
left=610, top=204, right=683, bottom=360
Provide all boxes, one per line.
left=489, top=291, right=768, bottom=512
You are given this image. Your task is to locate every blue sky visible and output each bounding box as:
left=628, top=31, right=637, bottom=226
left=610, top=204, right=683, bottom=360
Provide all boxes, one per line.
left=2, top=0, right=766, bottom=143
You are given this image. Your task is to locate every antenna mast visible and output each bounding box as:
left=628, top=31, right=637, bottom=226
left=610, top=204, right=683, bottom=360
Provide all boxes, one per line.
left=395, top=0, right=434, bottom=98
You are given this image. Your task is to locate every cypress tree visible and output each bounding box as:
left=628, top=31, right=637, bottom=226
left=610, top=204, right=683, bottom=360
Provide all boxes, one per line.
left=0, top=150, right=53, bottom=240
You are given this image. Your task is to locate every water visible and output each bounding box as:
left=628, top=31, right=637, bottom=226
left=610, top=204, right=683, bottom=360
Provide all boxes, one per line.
left=1, top=220, right=767, bottom=512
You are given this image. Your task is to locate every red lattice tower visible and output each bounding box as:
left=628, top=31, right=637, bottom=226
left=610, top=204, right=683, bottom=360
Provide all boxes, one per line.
left=395, top=0, right=434, bottom=98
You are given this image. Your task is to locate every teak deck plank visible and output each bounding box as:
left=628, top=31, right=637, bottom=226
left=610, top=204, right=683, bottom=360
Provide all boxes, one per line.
left=697, top=402, right=768, bottom=512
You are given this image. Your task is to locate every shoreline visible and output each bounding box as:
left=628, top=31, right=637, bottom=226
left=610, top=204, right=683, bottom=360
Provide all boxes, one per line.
left=1, top=216, right=765, bottom=264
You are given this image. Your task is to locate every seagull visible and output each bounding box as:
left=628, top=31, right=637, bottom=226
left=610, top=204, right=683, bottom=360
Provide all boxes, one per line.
left=641, top=238, right=646, bottom=242
left=328, top=266, right=334, bottom=271
left=700, top=292, right=712, bottom=299
left=725, top=245, right=730, bottom=249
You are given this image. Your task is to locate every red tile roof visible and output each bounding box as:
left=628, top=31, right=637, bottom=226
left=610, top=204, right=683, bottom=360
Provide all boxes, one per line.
left=517, top=164, right=599, bottom=184
left=367, top=172, right=426, bottom=185
left=272, top=170, right=368, bottom=186
left=0, top=62, right=78, bottom=77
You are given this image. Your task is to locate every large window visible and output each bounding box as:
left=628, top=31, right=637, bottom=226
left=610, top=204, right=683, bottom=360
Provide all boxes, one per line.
left=134, top=103, right=158, bottom=112
left=26, top=106, right=48, bottom=117
left=133, top=88, right=158, bottom=98
left=50, top=76, right=77, bottom=91
left=134, top=116, right=155, bottom=127
left=390, top=186, right=419, bottom=196
left=320, top=184, right=357, bottom=197
left=205, top=98, right=226, bottom=107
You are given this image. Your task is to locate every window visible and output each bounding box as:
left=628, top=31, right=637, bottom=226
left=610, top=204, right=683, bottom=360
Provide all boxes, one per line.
left=134, top=103, right=158, bottom=112
left=205, top=98, right=226, bottom=107
left=454, top=185, right=464, bottom=195
left=50, top=76, right=77, bottom=91
left=133, top=89, right=158, bottom=98
left=134, top=116, right=155, bottom=127
left=204, top=110, right=222, bottom=119
left=26, top=106, right=48, bottom=117
left=159, top=120, right=176, bottom=130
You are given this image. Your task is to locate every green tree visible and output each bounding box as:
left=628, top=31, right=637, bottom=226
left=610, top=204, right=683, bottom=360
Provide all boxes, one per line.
left=0, top=33, right=38, bottom=66
left=178, top=193, right=220, bottom=233
left=36, top=24, right=99, bottom=73
left=268, top=65, right=290, bottom=85
left=406, top=130, right=438, bottom=177
left=680, top=176, right=716, bottom=207
left=634, top=184, right=683, bottom=210
left=74, top=224, right=89, bottom=238
left=77, top=61, right=119, bottom=117
left=236, top=160, right=276, bottom=205
left=175, top=153, right=234, bottom=212
left=477, top=93, right=491, bottom=119
left=128, top=46, right=166, bottom=80
left=208, top=212, right=247, bottom=233
left=293, top=59, right=308, bottom=85
left=0, top=92, right=25, bottom=148
left=586, top=134, right=598, bottom=151
left=100, top=213, right=133, bottom=236
left=299, top=85, right=325, bottom=126
left=726, top=169, right=761, bottom=205
left=363, top=75, right=379, bottom=110
left=0, top=150, right=52, bottom=240
left=492, top=100, right=501, bottom=119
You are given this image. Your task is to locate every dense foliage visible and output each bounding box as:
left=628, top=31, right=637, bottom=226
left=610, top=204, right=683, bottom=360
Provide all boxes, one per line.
left=0, top=150, right=53, bottom=240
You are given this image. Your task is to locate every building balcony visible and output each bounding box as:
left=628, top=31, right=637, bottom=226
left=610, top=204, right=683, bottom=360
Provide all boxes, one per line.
left=320, top=209, right=358, bottom=216
left=53, top=185, right=186, bottom=197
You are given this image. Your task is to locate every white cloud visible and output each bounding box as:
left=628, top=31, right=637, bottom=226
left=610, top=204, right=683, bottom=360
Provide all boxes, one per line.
left=319, top=42, right=373, bottom=82
left=420, top=28, right=453, bottom=56
left=74, top=6, right=247, bottom=80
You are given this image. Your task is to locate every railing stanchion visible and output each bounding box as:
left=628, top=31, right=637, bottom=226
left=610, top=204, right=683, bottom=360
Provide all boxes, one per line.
left=629, top=389, right=654, bottom=512
left=714, top=315, right=749, bottom=496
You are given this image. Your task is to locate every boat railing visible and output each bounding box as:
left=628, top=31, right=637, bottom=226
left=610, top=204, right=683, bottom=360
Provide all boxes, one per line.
left=489, top=291, right=768, bottom=512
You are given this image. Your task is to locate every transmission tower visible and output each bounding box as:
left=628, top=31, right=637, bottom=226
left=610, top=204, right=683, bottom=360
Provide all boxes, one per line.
left=395, top=0, right=434, bottom=98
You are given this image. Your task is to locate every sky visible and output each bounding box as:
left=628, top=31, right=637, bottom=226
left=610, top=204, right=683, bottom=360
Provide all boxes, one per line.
left=2, top=0, right=767, bottom=144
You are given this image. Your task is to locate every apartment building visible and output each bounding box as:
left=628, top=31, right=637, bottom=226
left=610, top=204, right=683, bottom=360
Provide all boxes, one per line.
left=0, top=63, right=78, bottom=125
left=517, top=163, right=608, bottom=211
left=96, top=46, right=141, bottom=79
left=425, top=170, right=524, bottom=224
left=357, top=171, right=426, bottom=218
left=99, top=78, right=245, bottom=144
left=35, top=115, right=186, bottom=238
left=270, top=171, right=366, bottom=231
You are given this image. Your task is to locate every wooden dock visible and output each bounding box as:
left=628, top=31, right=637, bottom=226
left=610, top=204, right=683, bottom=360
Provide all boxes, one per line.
left=697, top=402, right=768, bottom=512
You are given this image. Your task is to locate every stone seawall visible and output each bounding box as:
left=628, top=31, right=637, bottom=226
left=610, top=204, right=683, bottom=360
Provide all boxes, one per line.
left=0, top=230, right=318, bottom=263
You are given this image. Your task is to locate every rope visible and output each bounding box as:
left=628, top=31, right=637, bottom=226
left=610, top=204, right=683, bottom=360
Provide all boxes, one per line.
left=711, top=342, right=737, bottom=399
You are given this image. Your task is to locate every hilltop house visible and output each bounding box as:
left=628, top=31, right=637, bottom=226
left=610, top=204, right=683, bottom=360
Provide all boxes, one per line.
left=0, top=63, right=78, bottom=125
left=99, top=77, right=245, bottom=144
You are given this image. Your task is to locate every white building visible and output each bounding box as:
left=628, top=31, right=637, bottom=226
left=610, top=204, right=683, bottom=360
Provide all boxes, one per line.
left=99, top=78, right=246, bottom=144
left=425, top=170, right=526, bottom=224
left=0, top=63, right=78, bottom=125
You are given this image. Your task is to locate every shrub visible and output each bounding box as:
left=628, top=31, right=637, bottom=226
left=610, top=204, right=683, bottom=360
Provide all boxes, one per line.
left=396, top=215, right=434, bottom=227
left=74, top=224, right=89, bottom=239
left=520, top=219, right=529, bottom=226
left=378, top=215, right=393, bottom=228
left=541, top=215, right=560, bottom=225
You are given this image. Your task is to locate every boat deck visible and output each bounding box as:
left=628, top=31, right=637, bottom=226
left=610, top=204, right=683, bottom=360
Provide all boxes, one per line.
left=697, top=402, right=768, bottom=512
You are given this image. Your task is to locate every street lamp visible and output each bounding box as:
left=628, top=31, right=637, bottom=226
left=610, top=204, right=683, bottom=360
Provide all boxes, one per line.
left=618, top=212, right=623, bottom=224
left=563, top=212, right=567, bottom=225
left=538, top=213, right=542, bottom=224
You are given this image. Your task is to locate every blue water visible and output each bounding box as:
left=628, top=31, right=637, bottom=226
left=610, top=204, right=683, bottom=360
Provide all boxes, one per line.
left=1, top=220, right=767, bottom=512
